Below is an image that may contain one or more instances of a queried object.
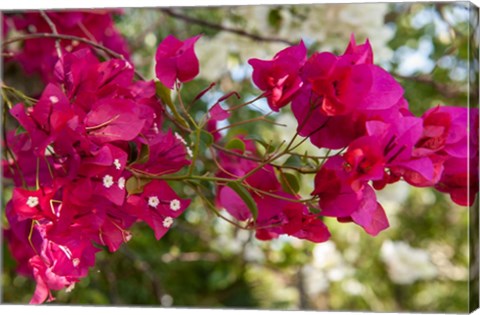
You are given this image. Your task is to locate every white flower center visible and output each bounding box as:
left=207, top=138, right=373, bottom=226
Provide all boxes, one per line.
left=26, top=196, right=39, bottom=208
left=163, top=216, right=174, bottom=228
left=175, top=132, right=187, bottom=144
left=103, top=175, right=114, bottom=188
left=169, top=199, right=181, bottom=211
left=72, top=258, right=80, bottom=267
left=118, top=177, right=126, bottom=189
left=148, top=196, right=160, bottom=208
left=66, top=283, right=76, bottom=293
left=49, top=96, right=59, bottom=104
left=113, top=159, right=121, bottom=170
left=152, top=122, right=159, bottom=134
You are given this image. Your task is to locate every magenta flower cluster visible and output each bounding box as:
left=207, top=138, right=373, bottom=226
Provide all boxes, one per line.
left=248, top=36, right=478, bottom=237
left=2, top=10, right=477, bottom=304
left=5, top=10, right=130, bottom=82
left=4, top=47, right=191, bottom=303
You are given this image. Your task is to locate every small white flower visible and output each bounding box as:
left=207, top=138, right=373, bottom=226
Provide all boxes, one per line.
left=65, top=283, right=76, bottom=293
left=103, top=175, right=114, bottom=188
left=153, top=123, right=160, bottom=134
left=72, top=258, right=80, bottom=267
left=148, top=196, right=160, bottom=208
left=118, top=177, right=126, bottom=190
left=163, top=216, right=174, bottom=228
left=175, top=132, right=187, bottom=144
left=26, top=196, right=39, bottom=208
left=381, top=240, right=437, bottom=284
left=49, top=96, right=59, bottom=104
left=113, top=159, right=121, bottom=170
left=186, top=146, right=193, bottom=158
left=169, top=199, right=181, bottom=211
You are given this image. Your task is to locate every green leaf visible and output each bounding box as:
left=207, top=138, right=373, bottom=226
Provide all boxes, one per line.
left=135, top=143, right=150, bottom=164
left=155, top=80, right=189, bottom=129
left=14, top=126, right=26, bottom=135
left=227, top=182, right=258, bottom=220
left=225, top=138, right=246, bottom=152
left=200, top=130, right=214, bottom=148
left=283, top=155, right=302, bottom=167
left=125, top=176, right=151, bottom=195
left=245, top=135, right=275, bottom=153
left=279, top=172, right=300, bottom=195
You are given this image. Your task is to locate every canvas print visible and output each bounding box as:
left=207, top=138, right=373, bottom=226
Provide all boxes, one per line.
left=1, top=2, right=479, bottom=313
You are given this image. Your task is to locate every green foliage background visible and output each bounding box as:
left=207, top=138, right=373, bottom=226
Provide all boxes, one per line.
left=1, top=3, right=478, bottom=312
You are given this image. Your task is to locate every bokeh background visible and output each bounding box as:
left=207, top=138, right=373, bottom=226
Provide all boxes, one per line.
left=2, top=2, right=479, bottom=312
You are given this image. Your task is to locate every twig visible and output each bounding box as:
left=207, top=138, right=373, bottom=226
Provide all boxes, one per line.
left=395, top=74, right=464, bottom=99
left=39, top=11, right=63, bottom=60
left=161, top=8, right=296, bottom=46
left=3, top=32, right=193, bottom=133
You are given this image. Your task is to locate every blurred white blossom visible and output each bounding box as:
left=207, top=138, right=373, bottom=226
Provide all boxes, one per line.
left=381, top=240, right=438, bottom=285
left=196, top=3, right=394, bottom=81
left=303, top=241, right=354, bottom=296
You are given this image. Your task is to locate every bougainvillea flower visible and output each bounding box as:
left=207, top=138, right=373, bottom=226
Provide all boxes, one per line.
left=365, top=117, right=438, bottom=185
left=2, top=131, right=58, bottom=187
left=312, top=156, right=389, bottom=236
left=435, top=157, right=477, bottom=206
left=84, top=99, right=146, bottom=144
left=254, top=193, right=331, bottom=243
left=79, top=145, right=129, bottom=206
left=4, top=202, right=42, bottom=275
left=217, top=186, right=252, bottom=221
left=29, top=255, right=71, bottom=304
left=342, top=34, right=374, bottom=64
left=131, top=129, right=191, bottom=175
left=415, top=106, right=469, bottom=159
left=312, top=156, right=363, bottom=218
left=348, top=185, right=389, bottom=236
left=11, top=186, right=58, bottom=222
left=28, top=224, right=99, bottom=304
left=213, top=136, right=330, bottom=243
left=303, top=51, right=403, bottom=116
left=343, top=136, right=386, bottom=190
left=155, top=34, right=201, bottom=89
left=126, top=180, right=190, bottom=240
left=248, top=41, right=307, bottom=111
left=9, top=10, right=130, bottom=82
left=291, top=84, right=362, bottom=149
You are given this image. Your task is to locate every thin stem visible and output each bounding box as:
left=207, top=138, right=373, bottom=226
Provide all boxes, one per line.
left=2, top=91, right=27, bottom=188
left=28, top=220, right=40, bottom=257
left=2, top=33, right=145, bottom=79
left=175, top=82, right=198, bottom=128
left=188, top=181, right=250, bottom=230
left=161, top=8, right=296, bottom=46
left=39, top=11, right=63, bottom=60
left=85, top=115, right=120, bottom=131
left=188, top=125, right=202, bottom=176
left=227, top=93, right=266, bottom=112
left=1, top=84, right=38, bottom=105
left=248, top=185, right=317, bottom=204
left=210, top=114, right=286, bottom=134
left=35, top=158, right=40, bottom=190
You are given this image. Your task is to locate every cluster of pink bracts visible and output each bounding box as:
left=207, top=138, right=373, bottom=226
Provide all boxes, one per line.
left=244, top=37, right=478, bottom=237
left=2, top=10, right=478, bottom=304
